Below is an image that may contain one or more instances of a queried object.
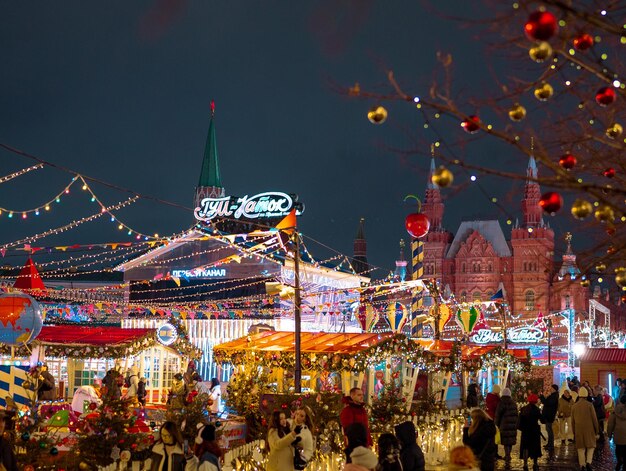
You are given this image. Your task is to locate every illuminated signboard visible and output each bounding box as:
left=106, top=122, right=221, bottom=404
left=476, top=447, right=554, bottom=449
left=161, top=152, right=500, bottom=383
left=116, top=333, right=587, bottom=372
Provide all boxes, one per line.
left=194, top=191, right=303, bottom=221
left=156, top=323, right=178, bottom=346
left=470, top=327, right=544, bottom=344
left=171, top=268, right=226, bottom=278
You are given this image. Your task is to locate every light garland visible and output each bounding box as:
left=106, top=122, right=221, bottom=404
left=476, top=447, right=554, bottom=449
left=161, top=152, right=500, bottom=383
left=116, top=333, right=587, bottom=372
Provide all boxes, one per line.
left=0, top=163, right=44, bottom=184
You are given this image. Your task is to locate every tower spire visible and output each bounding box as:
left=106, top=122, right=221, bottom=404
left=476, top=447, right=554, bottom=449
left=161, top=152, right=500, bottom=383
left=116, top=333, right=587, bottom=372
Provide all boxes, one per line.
left=422, top=143, right=445, bottom=231
left=194, top=101, right=225, bottom=211
left=394, top=239, right=407, bottom=281
left=353, top=218, right=369, bottom=275
left=521, top=138, right=543, bottom=227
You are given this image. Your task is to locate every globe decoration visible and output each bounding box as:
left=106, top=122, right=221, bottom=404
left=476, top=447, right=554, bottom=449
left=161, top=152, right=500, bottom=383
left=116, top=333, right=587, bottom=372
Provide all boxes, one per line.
left=384, top=302, right=409, bottom=333
left=0, top=293, right=43, bottom=345
left=456, top=305, right=479, bottom=334
left=357, top=303, right=379, bottom=332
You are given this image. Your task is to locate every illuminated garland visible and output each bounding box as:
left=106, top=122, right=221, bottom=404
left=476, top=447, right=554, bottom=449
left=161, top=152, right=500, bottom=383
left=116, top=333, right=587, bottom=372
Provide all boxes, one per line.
left=0, top=163, right=43, bottom=184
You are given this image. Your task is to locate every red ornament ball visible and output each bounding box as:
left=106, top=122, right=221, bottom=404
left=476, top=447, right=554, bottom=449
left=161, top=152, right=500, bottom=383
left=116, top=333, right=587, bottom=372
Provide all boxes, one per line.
left=559, top=153, right=577, bottom=170
left=621, top=294, right=626, bottom=304
left=89, top=402, right=97, bottom=411
left=596, top=87, right=616, bottom=107
left=604, top=167, right=616, bottom=178
left=405, top=212, right=430, bottom=239
left=573, top=33, right=594, bottom=50
left=461, top=115, right=481, bottom=134
left=538, top=192, right=563, bottom=214
left=524, top=10, right=558, bottom=41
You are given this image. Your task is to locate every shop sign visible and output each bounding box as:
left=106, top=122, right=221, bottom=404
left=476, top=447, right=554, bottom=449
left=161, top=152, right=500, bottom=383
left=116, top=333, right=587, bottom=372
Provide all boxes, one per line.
left=470, top=327, right=544, bottom=344
left=156, top=323, right=178, bottom=346
left=194, top=191, right=301, bottom=221
left=171, top=268, right=226, bottom=278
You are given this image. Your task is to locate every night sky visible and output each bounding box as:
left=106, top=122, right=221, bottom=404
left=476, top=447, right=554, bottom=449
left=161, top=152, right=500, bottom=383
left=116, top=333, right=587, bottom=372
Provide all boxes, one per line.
left=1, top=1, right=569, bottom=277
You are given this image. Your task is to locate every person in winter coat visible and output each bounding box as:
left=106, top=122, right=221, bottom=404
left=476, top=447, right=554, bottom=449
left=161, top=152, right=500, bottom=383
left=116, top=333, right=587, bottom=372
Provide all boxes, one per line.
left=485, top=384, right=501, bottom=420
left=289, top=406, right=315, bottom=467
left=539, top=384, right=559, bottom=450
left=267, top=410, right=297, bottom=471
left=467, top=384, right=479, bottom=408
left=462, top=408, right=497, bottom=471
left=0, top=413, right=18, bottom=471
left=394, top=420, right=426, bottom=471
left=344, top=423, right=368, bottom=464
left=377, top=433, right=403, bottom=471
left=557, top=389, right=574, bottom=445
left=340, top=388, right=372, bottom=447
left=208, top=378, right=222, bottom=415
left=194, top=423, right=223, bottom=471
left=571, top=387, right=599, bottom=471
left=494, top=388, right=518, bottom=462
left=36, top=364, right=56, bottom=401
left=143, top=421, right=197, bottom=471
left=518, top=394, right=542, bottom=471
left=449, top=445, right=480, bottom=471
left=608, top=394, right=626, bottom=471
left=168, top=373, right=187, bottom=410
left=122, top=365, right=139, bottom=406
left=592, top=385, right=606, bottom=443
left=137, top=377, right=147, bottom=407
left=344, top=446, right=378, bottom=471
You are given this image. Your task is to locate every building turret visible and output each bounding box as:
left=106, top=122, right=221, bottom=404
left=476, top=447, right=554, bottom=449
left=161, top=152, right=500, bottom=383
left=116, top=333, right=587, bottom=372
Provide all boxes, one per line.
left=521, top=154, right=543, bottom=228
left=557, top=232, right=581, bottom=281
left=422, top=157, right=445, bottom=231
left=194, top=101, right=225, bottom=212
left=394, top=239, right=407, bottom=281
left=352, top=218, right=369, bottom=275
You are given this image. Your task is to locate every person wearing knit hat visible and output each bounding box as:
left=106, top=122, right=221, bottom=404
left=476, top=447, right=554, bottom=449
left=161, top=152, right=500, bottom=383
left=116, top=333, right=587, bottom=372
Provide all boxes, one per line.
left=558, top=389, right=574, bottom=445
left=194, top=423, right=222, bottom=471
left=571, top=386, right=599, bottom=471
left=345, top=446, right=379, bottom=471
left=494, top=387, right=518, bottom=463
left=527, top=394, right=539, bottom=404
left=518, top=393, right=542, bottom=471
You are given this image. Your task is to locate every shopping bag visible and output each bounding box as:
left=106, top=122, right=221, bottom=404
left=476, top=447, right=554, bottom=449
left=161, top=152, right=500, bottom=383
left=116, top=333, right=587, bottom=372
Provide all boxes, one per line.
left=495, top=427, right=501, bottom=445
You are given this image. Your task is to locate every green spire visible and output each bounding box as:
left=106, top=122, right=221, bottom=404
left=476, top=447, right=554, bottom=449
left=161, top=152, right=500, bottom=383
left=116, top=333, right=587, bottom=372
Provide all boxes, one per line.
left=198, top=101, right=222, bottom=188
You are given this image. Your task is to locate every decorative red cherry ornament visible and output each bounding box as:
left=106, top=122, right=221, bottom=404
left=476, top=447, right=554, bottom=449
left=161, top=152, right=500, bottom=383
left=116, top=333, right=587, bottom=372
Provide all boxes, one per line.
left=404, top=195, right=430, bottom=239
left=573, top=33, right=594, bottom=50
left=604, top=167, right=616, bottom=178
left=524, top=10, right=558, bottom=41
left=559, top=153, right=577, bottom=170
left=596, top=87, right=616, bottom=107
left=539, top=191, right=563, bottom=214
left=461, top=115, right=481, bottom=134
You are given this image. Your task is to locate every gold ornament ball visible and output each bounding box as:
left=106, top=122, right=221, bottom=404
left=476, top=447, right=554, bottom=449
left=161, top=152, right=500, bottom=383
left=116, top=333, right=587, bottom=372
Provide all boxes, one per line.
left=570, top=199, right=593, bottom=219
left=367, top=106, right=388, bottom=125
left=508, top=103, right=526, bottom=122
left=594, top=205, right=615, bottom=223
left=432, top=166, right=454, bottom=188
left=580, top=279, right=590, bottom=288
left=534, top=83, right=554, bottom=101
left=615, top=268, right=626, bottom=288
left=606, top=123, right=623, bottom=139
left=595, top=263, right=606, bottom=273
left=529, top=42, right=553, bottom=62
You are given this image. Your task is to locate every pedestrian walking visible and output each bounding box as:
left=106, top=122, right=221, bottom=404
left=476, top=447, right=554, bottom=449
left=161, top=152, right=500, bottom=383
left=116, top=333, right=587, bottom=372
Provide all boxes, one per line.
left=592, top=385, right=606, bottom=444
left=344, top=423, right=368, bottom=465
left=395, top=420, right=426, bottom=471
left=462, top=408, right=497, bottom=471
left=539, top=384, right=559, bottom=450
left=572, top=387, right=599, bottom=471
left=194, top=423, right=223, bottom=471
left=608, top=394, right=626, bottom=471
left=340, top=387, right=372, bottom=448
left=518, top=394, right=542, bottom=471
left=376, top=433, right=403, bottom=471
left=485, top=384, right=500, bottom=420
left=557, top=388, right=574, bottom=444
left=494, top=387, right=518, bottom=463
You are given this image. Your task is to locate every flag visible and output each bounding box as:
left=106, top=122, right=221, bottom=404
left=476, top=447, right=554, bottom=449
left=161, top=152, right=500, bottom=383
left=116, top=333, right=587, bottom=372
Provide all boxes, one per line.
left=490, top=289, right=504, bottom=300
left=275, top=209, right=297, bottom=234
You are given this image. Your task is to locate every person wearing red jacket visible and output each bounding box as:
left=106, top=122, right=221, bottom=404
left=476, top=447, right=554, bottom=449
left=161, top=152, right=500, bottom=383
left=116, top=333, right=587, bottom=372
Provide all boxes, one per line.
left=485, top=384, right=501, bottom=420
left=340, top=388, right=373, bottom=450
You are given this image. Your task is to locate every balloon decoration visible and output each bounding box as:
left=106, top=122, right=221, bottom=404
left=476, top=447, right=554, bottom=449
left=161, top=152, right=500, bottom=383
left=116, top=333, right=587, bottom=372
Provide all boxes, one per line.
left=357, top=303, right=380, bottom=332
left=524, top=10, right=558, bottom=41
left=404, top=195, right=430, bottom=239
left=430, top=304, right=452, bottom=334
left=0, top=293, right=43, bottom=345
left=456, top=305, right=479, bottom=334
left=384, top=302, right=409, bottom=333
left=539, top=191, right=563, bottom=214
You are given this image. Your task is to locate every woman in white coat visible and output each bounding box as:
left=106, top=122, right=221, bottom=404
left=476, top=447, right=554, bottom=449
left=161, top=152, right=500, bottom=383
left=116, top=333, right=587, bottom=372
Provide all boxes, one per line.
left=290, top=406, right=315, bottom=466
left=208, top=378, right=222, bottom=415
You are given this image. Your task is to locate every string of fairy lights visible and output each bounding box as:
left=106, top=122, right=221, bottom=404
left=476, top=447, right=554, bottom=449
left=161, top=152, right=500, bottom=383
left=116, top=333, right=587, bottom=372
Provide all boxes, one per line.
left=0, top=163, right=44, bottom=184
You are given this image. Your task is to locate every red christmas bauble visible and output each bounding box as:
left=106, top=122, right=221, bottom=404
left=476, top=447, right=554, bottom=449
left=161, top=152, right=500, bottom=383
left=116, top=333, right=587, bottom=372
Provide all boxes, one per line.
left=621, top=294, right=626, bottom=304
left=604, top=167, right=616, bottom=178
left=524, top=11, right=558, bottom=41
left=559, top=153, right=577, bottom=170
left=596, top=87, right=616, bottom=107
left=573, top=33, right=594, bottom=50
left=405, top=212, right=430, bottom=238
left=538, top=192, right=563, bottom=214
left=89, top=402, right=97, bottom=411
left=461, top=115, right=481, bottom=134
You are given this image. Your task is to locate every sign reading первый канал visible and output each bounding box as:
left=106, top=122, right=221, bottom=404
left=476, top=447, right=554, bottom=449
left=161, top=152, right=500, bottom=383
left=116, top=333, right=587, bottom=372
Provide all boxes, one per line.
left=194, top=191, right=303, bottom=221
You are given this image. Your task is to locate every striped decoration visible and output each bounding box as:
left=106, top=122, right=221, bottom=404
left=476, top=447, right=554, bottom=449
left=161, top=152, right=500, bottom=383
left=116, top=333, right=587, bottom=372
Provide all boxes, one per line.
left=0, top=365, right=34, bottom=407
left=410, top=239, right=424, bottom=336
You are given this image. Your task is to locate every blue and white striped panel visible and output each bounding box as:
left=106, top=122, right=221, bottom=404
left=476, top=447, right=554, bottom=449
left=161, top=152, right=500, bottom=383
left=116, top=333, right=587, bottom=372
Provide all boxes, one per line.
left=0, top=365, right=33, bottom=406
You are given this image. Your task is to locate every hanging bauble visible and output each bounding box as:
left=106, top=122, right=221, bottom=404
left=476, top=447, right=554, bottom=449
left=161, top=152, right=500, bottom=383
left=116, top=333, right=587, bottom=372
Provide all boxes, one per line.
left=607, top=224, right=616, bottom=236
left=571, top=199, right=593, bottom=219
left=580, top=279, right=590, bottom=287
left=524, top=10, right=558, bottom=41
left=455, top=305, right=479, bottom=334
left=622, top=294, right=626, bottom=303
left=529, top=42, right=553, bottom=62
left=559, top=153, right=577, bottom=170
left=21, top=432, right=30, bottom=441
left=50, top=447, right=59, bottom=456
left=594, top=205, right=615, bottom=223
left=538, top=191, right=563, bottom=214
left=608, top=246, right=617, bottom=255
left=405, top=212, right=430, bottom=238
left=596, top=87, right=616, bottom=107
left=367, top=106, right=388, bottom=124
left=604, top=168, right=616, bottom=178
left=432, top=166, right=454, bottom=188
left=461, top=115, right=481, bottom=134
left=508, top=103, right=526, bottom=122
left=606, top=123, right=623, bottom=139
left=573, top=33, right=594, bottom=50
left=596, top=263, right=606, bottom=273
left=615, top=268, right=626, bottom=288
left=534, top=83, right=554, bottom=101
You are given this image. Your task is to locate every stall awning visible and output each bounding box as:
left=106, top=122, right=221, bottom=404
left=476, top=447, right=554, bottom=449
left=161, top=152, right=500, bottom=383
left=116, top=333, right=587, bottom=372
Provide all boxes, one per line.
left=412, top=339, right=529, bottom=361
left=580, top=348, right=626, bottom=363
left=36, top=325, right=154, bottom=346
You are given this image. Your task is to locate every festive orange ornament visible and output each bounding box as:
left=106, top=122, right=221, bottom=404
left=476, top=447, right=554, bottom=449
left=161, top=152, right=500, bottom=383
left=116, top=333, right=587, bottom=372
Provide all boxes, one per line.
left=461, top=115, right=481, bottom=134
left=367, top=106, right=388, bottom=124
left=606, top=123, right=623, bottom=139
left=529, top=42, right=553, bottom=62
left=615, top=268, right=626, bottom=288
left=607, top=246, right=617, bottom=255
left=432, top=166, right=454, bottom=188
left=539, top=192, right=563, bottom=214
left=534, top=83, right=553, bottom=101
left=573, top=33, right=594, bottom=50
left=559, top=153, right=577, bottom=170
left=595, top=205, right=615, bottom=223
left=508, top=103, right=526, bottom=121
left=596, top=87, right=616, bottom=107
left=604, top=168, right=616, bottom=178
left=524, top=10, right=558, bottom=41
left=580, top=279, right=590, bottom=287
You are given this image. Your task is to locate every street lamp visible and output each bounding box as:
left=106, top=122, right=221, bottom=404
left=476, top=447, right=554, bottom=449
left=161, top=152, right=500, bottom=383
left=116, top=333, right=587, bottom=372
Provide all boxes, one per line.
left=573, top=343, right=586, bottom=367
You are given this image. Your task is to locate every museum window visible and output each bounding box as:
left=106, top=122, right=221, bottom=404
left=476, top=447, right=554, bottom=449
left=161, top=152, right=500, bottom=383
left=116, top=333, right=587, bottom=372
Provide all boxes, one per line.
left=564, top=294, right=571, bottom=309
left=460, top=291, right=467, bottom=302
left=462, top=263, right=466, bottom=273
left=473, top=291, right=481, bottom=302
left=525, top=290, right=535, bottom=310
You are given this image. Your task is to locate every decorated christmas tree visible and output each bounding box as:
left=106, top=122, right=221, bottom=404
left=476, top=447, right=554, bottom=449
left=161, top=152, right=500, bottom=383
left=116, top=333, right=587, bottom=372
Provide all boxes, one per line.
left=368, top=376, right=411, bottom=434
left=165, top=390, right=214, bottom=444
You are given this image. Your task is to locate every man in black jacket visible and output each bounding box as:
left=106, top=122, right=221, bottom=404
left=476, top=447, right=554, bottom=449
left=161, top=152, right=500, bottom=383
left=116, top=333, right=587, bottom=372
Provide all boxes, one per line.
left=539, top=384, right=559, bottom=450
left=593, top=385, right=607, bottom=443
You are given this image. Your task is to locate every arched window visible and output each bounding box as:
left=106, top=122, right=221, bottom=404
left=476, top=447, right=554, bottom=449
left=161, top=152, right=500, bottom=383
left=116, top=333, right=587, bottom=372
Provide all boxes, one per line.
left=525, top=290, right=535, bottom=310
left=462, top=263, right=466, bottom=273
left=564, top=294, right=571, bottom=309
left=486, top=290, right=494, bottom=300
left=473, top=291, right=482, bottom=302
left=523, top=262, right=527, bottom=272
left=487, top=263, right=493, bottom=272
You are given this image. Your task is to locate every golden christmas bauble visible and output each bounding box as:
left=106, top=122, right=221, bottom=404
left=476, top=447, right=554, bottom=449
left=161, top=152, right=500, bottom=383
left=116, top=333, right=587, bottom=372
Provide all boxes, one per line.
left=534, top=83, right=554, bottom=101
left=79, top=463, right=91, bottom=471
left=615, top=268, right=626, bottom=288
left=367, top=106, right=388, bottom=125
left=432, top=166, right=454, bottom=188
left=595, top=263, right=606, bottom=273
left=529, top=42, right=553, bottom=62
left=606, top=123, right=623, bottom=139
left=570, top=198, right=593, bottom=219
left=580, top=279, right=590, bottom=287
left=508, top=103, right=527, bottom=122
left=594, top=205, right=615, bottom=223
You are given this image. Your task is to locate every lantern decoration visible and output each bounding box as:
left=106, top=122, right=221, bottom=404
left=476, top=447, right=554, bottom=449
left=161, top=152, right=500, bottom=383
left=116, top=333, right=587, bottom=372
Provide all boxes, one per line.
left=529, top=42, right=553, bottom=62
left=571, top=199, right=593, bottom=219
left=534, top=83, right=554, bottom=101
left=539, top=191, right=563, bottom=214
left=606, top=123, right=623, bottom=139
left=604, top=167, right=616, bottom=178
left=384, top=302, right=409, bottom=333
left=456, top=305, right=479, bottom=334
left=429, top=304, right=452, bottom=334
left=559, top=153, right=577, bottom=170
left=573, top=33, right=594, bottom=50
left=357, top=303, right=379, bottom=332
left=524, top=10, right=558, bottom=41
left=367, top=105, right=388, bottom=124
left=461, top=115, right=481, bottom=134
left=508, top=103, right=527, bottom=122
left=594, top=205, right=615, bottom=223
left=596, top=87, right=616, bottom=107
left=404, top=195, right=430, bottom=239
left=432, top=166, right=454, bottom=188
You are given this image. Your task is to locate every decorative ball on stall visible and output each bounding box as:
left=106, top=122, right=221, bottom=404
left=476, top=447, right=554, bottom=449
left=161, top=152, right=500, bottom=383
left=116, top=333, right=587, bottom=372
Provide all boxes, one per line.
left=89, top=402, right=98, bottom=411
left=460, top=115, right=481, bottom=134
left=570, top=199, right=593, bottom=219
left=558, top=153, right=577, bottom=170
left=534, top=83, right=554, bottom=101
left=21, top=432, right=30, bottom=441
left=367, top=106, right=388, bottom=125
left=79, top=462, right=91, bottom=471
left=580, top=279, right=590, bottom=288
left=508, top=103, right=526, bottom=122
left=50, top=447, right=59, bottom=456
left=594, top=205, right=615, bottom=223
left=538, top=192, right=563, bottom=214
left=432, top=166, right=454, bottom=188
left=615, top=268, right=626, bottom=288
left=606, top=123, right=623, bottom=139
left=528, top=42, right=553, bottom=62
left=524, top=10, right=558, bottom=41
left=23, top=466, right=35, bottom=471
left=596, top=87, right=617, bottom=107
left=39, top=441, right=47, bottom=449
left=604, top=167, right=616, bottom=178
left=573, top=33, right=594, bottom=50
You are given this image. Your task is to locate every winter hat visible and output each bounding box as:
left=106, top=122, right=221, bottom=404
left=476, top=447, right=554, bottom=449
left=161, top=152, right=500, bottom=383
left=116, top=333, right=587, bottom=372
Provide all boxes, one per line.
left=201, top=424, right=216, bottom=442
left=551, top=384, right=559, bottom=392
left=492, top=384, right=501, bottom=394
left=579, top=387, right=589, bottom=398
left=501, top=388, right=511, bottom=397
left=350, top=446, right=378, bottom=469
left=527, top=394, right=539, bottom=404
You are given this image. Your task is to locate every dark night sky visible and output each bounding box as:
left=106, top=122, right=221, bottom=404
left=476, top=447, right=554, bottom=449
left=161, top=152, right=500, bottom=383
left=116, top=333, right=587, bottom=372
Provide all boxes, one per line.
left=1, top=1, right=563, bottom=277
